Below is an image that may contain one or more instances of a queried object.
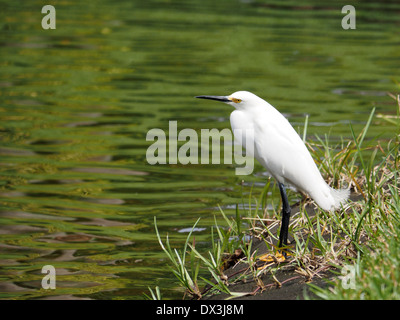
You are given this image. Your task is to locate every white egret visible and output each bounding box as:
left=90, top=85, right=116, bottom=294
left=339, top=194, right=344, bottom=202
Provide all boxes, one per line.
left=196, top=91, right=349, bottom=252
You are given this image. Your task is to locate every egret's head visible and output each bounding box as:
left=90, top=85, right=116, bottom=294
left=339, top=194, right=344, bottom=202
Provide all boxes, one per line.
left=196, top=91, right=263, bottom=110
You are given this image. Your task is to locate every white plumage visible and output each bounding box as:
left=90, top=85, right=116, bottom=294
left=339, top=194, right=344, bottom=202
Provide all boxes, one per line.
left=197, top=90, right=349, bottom=211
left=228, top=91, right=349, bottom=211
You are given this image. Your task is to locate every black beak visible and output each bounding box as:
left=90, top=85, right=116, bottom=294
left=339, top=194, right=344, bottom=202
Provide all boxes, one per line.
left=195, top=95, right=231, bottom=102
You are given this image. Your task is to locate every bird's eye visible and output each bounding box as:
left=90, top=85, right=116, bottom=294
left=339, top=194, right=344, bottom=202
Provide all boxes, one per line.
left=231, top=98, right=242, bottom=103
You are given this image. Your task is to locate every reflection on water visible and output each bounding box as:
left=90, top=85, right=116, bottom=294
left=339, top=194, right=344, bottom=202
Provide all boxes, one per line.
left=0, top=0, right=399, bottom=299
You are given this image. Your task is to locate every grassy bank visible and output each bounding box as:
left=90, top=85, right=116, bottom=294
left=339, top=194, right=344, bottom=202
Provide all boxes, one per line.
left=148, top=94, right=400, bottom=300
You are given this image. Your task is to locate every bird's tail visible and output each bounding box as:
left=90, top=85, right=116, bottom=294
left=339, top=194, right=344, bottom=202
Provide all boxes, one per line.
left=310, top=183, right=350, bottom=211
left=330, top=187, right=350, bottom=210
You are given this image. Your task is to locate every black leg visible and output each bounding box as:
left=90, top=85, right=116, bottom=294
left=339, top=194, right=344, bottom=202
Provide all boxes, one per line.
left=278, top=183, right=291, bottom=253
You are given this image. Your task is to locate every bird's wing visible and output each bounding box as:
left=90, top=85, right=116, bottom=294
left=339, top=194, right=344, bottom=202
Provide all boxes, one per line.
left=230, top=102, right=345, bottom=211
left=251, top=109, right=323, bottom=191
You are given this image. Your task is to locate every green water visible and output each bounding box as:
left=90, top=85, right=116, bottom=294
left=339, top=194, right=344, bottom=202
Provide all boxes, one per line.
left=0, top=0, right=399, bottom=299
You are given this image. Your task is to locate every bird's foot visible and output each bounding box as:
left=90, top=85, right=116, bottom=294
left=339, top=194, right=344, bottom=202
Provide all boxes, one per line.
left=258, top=251, right=286, bottom=264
